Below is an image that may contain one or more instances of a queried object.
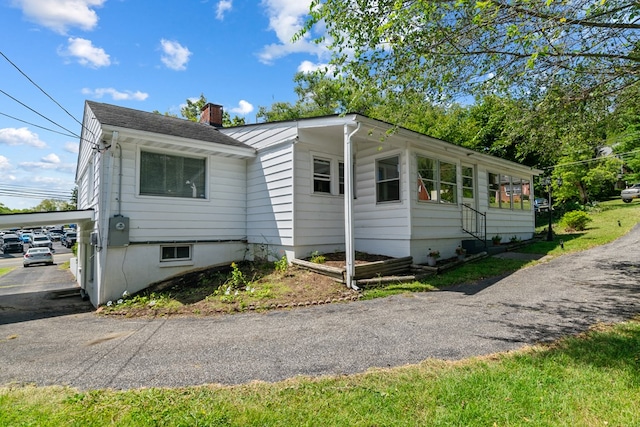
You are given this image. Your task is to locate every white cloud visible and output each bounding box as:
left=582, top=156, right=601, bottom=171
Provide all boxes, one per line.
left=18, top=160, right=75, bottom=173
left=297, top=60, right=334, bottom=74
left=13, top=0, right=106, bottom=34
left=64, top=142, right=79, bottom=154
left=258, top=0, right=327, bottom=64
left=0, top=128, right=47, bottom=148
left=216, top=0, right=232, bottom=20
left=160, top=39, right=192, bottom=71
left=229, top=100, right=254, bottom=115
left=82, top=87, right=149, bottom=101
left=60, top=37, right=111, bottom=68
left=0, top=155, right=13, bottom=172
left=42, top=153, right=61, bottom=164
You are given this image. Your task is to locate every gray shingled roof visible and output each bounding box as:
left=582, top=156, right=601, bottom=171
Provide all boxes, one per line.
left=86, top=101, right=252, bottom=149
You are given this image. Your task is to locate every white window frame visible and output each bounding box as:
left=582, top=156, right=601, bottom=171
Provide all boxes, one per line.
left=311, top=153, right=344, bottom=196
left=488, top=172, right=530, bottom=210
left=160, top=244, right=192, bottom=262
left=417, top=155, right=458, bottom=204
left=138, top=149, right=208, bottom=200
left=376, top=155, right=401, bottom=203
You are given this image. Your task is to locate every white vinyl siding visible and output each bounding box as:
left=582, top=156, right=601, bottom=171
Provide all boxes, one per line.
left=111, top=142, right=247, bottom=241
left=246, top=144, right=294, bottom=247
left=294, top=141, right=345, bottom=250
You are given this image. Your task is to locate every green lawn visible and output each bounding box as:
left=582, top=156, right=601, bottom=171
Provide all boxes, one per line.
left=1, top=199, right=639, bottom=426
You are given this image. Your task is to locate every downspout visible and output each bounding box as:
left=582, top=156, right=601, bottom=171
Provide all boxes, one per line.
left=344, top=121, right=361, bottom=290
left=116, top=143, right=123, bottom=216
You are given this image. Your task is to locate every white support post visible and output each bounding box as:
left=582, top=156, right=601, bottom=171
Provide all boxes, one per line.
left=344, top=122, right=360, bottom=289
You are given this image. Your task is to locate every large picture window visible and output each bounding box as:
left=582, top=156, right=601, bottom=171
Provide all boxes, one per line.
left=417, top=156, right=457, bottom=204
left=140, top=151, right=206, bottom=198
left=376, top=156, right=400, bottom=202
left=488, top=172, right=531, bottom=210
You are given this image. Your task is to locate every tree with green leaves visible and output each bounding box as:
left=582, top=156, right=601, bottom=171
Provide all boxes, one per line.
left=300, top=0, right=639, bottom=107
left=31, top=198, right=75, bottom=212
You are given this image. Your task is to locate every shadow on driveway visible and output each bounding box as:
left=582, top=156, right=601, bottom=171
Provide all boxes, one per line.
left=0, top=287, right=94, bottom=325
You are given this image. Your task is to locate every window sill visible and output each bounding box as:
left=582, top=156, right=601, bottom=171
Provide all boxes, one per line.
left=159, top=260, right=194, bottom=268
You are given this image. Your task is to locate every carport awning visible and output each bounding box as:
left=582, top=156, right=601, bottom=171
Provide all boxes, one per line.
left=0, top=209, right=94, bottom=229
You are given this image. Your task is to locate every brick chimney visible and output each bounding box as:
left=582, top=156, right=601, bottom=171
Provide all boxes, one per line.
left=199, top=103, right=223, bottom=128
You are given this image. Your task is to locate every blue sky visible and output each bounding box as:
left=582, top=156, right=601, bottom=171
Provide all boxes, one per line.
left=0, top=0, right=329, bottom=210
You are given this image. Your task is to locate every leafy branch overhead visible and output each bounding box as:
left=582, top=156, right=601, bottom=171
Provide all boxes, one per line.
left=301, top=0, right=639, bottom=102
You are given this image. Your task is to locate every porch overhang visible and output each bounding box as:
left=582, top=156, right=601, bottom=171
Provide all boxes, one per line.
left=0, top=209, right=95, bottom=229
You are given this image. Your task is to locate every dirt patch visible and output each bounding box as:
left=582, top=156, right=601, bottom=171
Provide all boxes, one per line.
left=320, top=251, right=392, bottom=268
left=100, top=257, right=363, bottom=318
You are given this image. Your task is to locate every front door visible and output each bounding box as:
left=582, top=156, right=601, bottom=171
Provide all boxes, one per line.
left=461, top=164, right=478, bottom=235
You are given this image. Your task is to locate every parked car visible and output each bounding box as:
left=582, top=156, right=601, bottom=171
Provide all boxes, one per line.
left=1, top=233, right=24, bottom=253
left=30, top=235, right=53, bottom=249
left=23, top=247, right=54, bottom=267
left=534, top=197, right=549, bottom=212
left=47, top=229, right=63, bottom=241
left=61, top=231, right=77, bottom=248
left=20, top=232, right=33, bottom=244
left=621, top=184, right=640, bottom=203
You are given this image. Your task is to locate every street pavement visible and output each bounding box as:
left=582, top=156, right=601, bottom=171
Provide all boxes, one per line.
left=0, top=227, right=639, bottom=390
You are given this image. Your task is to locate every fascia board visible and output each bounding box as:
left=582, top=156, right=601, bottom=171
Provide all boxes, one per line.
left=101, top=125, right=257, bottom=158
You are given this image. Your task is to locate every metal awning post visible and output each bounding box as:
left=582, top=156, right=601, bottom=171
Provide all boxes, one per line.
left=344, top=122, right=360, bottom=290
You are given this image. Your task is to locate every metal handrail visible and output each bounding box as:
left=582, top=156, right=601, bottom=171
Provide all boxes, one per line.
left=462, top=203, right=487, bottom=251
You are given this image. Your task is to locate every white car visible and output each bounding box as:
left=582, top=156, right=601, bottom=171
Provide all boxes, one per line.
left=621, top=184, right=640, bottom=203
left=23, top=247, right=54, bottom=267
left=30, top=235, right=53, bottom=249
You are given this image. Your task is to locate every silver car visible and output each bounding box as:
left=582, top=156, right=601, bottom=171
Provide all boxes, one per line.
left=30, top=235, right=53, bottom=249
left=23, top=247, right=54, bottom=267
left=621, top=184, right=640, bottom=203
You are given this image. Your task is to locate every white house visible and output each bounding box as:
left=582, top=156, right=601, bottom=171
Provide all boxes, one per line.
left=75, top=101, right=541, bottom=306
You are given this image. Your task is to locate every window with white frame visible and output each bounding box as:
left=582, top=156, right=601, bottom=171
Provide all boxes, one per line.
left=140, top=151, right=206, bottom=198
left=376, top=156, right=400, bottom=203
left=417, top=156, right=457, bottom=204
left=313, top=157, right=332, bottom=193
left=462, top=166, right=474, bottom=199
left=488, top=172, right=500, bottom=208
left=312, top=156, right=346, bottom=196
left=488, top=172, right=531, bottom=210
left=161, top=245, right=191, bottom=261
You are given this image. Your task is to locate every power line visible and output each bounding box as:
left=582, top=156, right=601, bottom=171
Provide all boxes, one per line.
left=0, top=49, right=98, bottom=140
left=0, top=88, right=80, bottom=138
left=0, top=111, right=79, bottom=138
left=541, top=148, right=640, bottom=170
left=0, top=184, right=73, bottom=200
left=0, top=50, right=82, bottom=128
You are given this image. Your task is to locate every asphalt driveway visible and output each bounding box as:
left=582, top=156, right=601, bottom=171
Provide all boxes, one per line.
left=0, top=226, right=639, bottom=390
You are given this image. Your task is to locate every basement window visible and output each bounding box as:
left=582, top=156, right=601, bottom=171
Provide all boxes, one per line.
left=161, top=245, right=191, bottom=262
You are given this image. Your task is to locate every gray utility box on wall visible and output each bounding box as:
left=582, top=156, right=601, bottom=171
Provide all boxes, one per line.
left=108, top=216, right=130, bottom=246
